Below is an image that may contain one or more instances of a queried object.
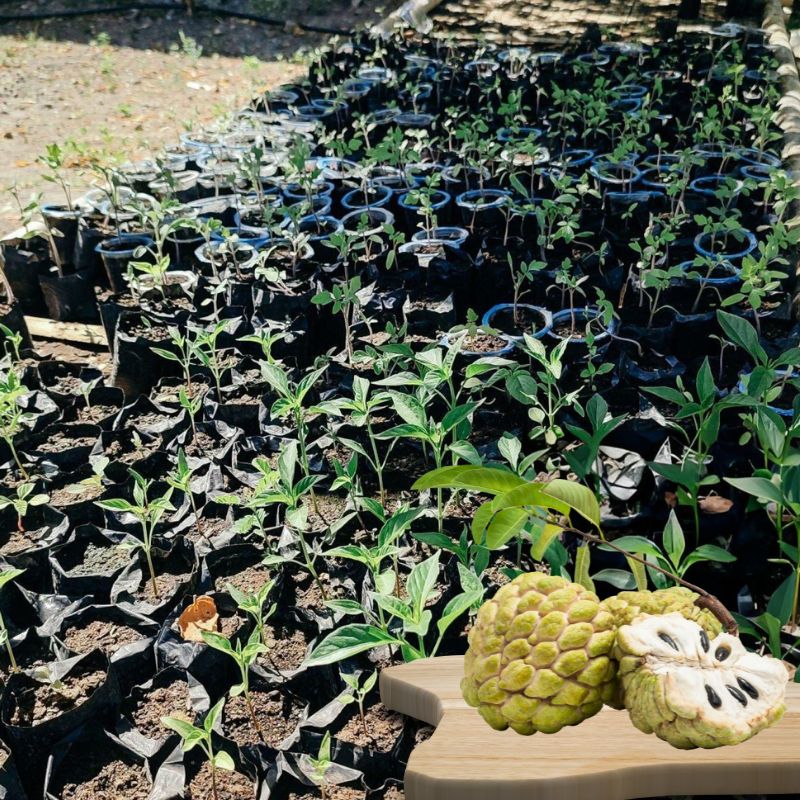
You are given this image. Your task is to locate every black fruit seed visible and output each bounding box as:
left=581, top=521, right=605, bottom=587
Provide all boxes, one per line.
left=699, top=629, right=710, bottom=653
left=715, top=645, right=730, bottom=662
left=659, top=632, right=679, bottom=651
left=737, top=677, right=759, bottom=699
left=706, top=685, right=722, bottom=708
left=726, top=685, right=748, bottom=706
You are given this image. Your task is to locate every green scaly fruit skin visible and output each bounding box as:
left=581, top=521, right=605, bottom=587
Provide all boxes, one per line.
left=600, top=587, right=723, bottom=709
left=462, top=572, right=618, bottom=735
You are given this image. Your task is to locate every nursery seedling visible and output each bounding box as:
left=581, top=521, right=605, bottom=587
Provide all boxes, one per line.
left=191, top=321, right=234, bottom=403
left=0, top=370, right=35, bottom=479
left=593, top=511, right=735, bottom=591
left=563, top=394, right=626, bottom=503
left=333, top=376, right=394, bottom=505
left=0, top=324, right=23, bottom=366
left=37, top=143, right=74, bottom=276
left=166, top=449, right=202, bottom=537
left=0, top=482, right=49, bottom=532
left=201, top=628, right=268, bottom=741
left=227, top=579, right=276, bottom=650
left=306, top=552, right=484, bottom=666
left=304, top=731, right=334, bottom=800
left=95, top=469, right=174, bottom=599
left=0, top=567, right=24, bottom=671
left=162, top=697, right=235, bottom=800
left=260, top=363, right=342, bottom=488
left=339, top=670, right=377, bottom=737
left=312, top=274, right=366, bottom=365
left=152, top=327, right=198, bottom=392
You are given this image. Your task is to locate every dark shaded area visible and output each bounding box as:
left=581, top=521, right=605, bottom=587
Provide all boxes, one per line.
left=0, top=0, right=396, bottom=58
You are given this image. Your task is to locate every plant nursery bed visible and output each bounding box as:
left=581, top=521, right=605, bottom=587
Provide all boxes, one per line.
left=0, top=9, right=798, bottom=800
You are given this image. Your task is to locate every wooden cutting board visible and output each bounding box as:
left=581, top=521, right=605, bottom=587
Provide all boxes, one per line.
left=380, top=655, right=800, bottom=800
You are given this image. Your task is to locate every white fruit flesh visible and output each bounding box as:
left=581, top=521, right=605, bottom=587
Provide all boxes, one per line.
left=617, top=613, right=788, bottom=748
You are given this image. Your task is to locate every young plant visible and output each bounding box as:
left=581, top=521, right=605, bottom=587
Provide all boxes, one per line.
left=593, top=511, right=735, bottom=591
left=95, top=469, right=175, bottom=599
left=306, top=551, right=484, bottom=665
left=0, top=568, right=24, bottom=671
left=0, top=483, right=49, bottom=532
left=303, top=731, right=334, bottom=800
left=201, top=628, right=268, bottom=741
left=161, top=698, right=235, bottom=800
left=339, top=670, right=377, bottom=737
left=166, top=449, right=202, bottom=537
left=0, top=324, right=24, bottom=366
left=0, top=370, right=35, bottom=479
left=333, top=376, right=394, bottom=505
left=226, top=579, right=276, bottom=650
left=563, top=394, right=626, bottom=503
left=191, top=321, right=233, bottom=403
left=260, top=363, right=342, bottom=486
left=376, top=390, right=480, bottom=530
left=312, top=274, right=365, bottom=365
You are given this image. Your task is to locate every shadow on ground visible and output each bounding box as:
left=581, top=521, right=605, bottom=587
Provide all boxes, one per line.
left=0, top=0, right=396, bottom=58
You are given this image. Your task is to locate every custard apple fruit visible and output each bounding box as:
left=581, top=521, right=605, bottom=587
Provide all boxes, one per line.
left=601, top=587, right=723, bottom=636
left=461, top=572, right=618, bottom=734
left=615, top=612, right=788, bottom=749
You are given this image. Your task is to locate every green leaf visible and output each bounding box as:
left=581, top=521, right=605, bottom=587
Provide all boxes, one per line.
left=161, top=715, right=200, bottom=742
left=662, top=510, right=685, bottom=569
left=406, top=553, right=440, bottom=615
left=716, top=310, right=767, bottom=366
left=323, top=598, right=365, bottom=616
left=592, top=568, right=637, bottom=590
left=412, top=465, right=525, bottom=494
left=471, top=501, right=529, bottom=550
left=767, top=571, right=797, bottom=626
left=538, top=479, right=601, bottom=528
left=726, top=476, right=784, bottom=505
left=573, top=544, right=593, bottom=592
left=213, top=751, right=236, bottom=772
left=304, top=625, right=400, bottom=667
left=625, top=557, right=649, bottom=591
left=0, top=567, right=24, bottom=590
left=442, top=401, right=479, bottom=433
left=687, top=544, right=736, bottom=564
left=437, top=590, right=480, bottom=636
left=529, top=521, right=565, bottom=561
left=755, top=612, right=783, bottom=658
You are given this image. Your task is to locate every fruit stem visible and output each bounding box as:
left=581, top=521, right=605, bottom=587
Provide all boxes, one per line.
left=561, top=526, right=738, bottom=635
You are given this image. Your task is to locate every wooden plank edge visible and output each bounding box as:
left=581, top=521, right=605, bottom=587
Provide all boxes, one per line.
left=24, top=316, right=108, bottom=347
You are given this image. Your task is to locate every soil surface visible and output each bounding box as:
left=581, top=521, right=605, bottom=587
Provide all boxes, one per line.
left=10, top=667, right=106, bottom=725
left=288, top=787, right=365, bottom=800
left=0, top=1, right=400, bottom=233
left=186, top=762, right=255, bottom=800
left=126, top=678, right=192, bottom=739
left=336, top=702, right=405, bottom=752
left=62, top=618, right=145, bottom=655
left=215, top=563, right=272, bottom=594
left=135, top=570, right=191, bottom=602
left=51, top=753, right=150, bottom=800
left=223, top=687, right=305, bottom=747
left=260, top=623, right=310, bottom=673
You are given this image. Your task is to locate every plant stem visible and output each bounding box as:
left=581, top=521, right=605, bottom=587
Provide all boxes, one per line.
left=560, top=525, right=737, bottom=634
left=0, top=614, right=17, bottom=672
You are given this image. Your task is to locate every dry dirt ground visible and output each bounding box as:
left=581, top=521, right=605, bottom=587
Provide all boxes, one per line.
left=0, top=1, right=399, bottom=234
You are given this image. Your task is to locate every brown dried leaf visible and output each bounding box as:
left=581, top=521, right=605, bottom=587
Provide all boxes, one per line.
left=178, top=595, right=218, bottom=642
left=699, top=495, right=734, bottom=514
